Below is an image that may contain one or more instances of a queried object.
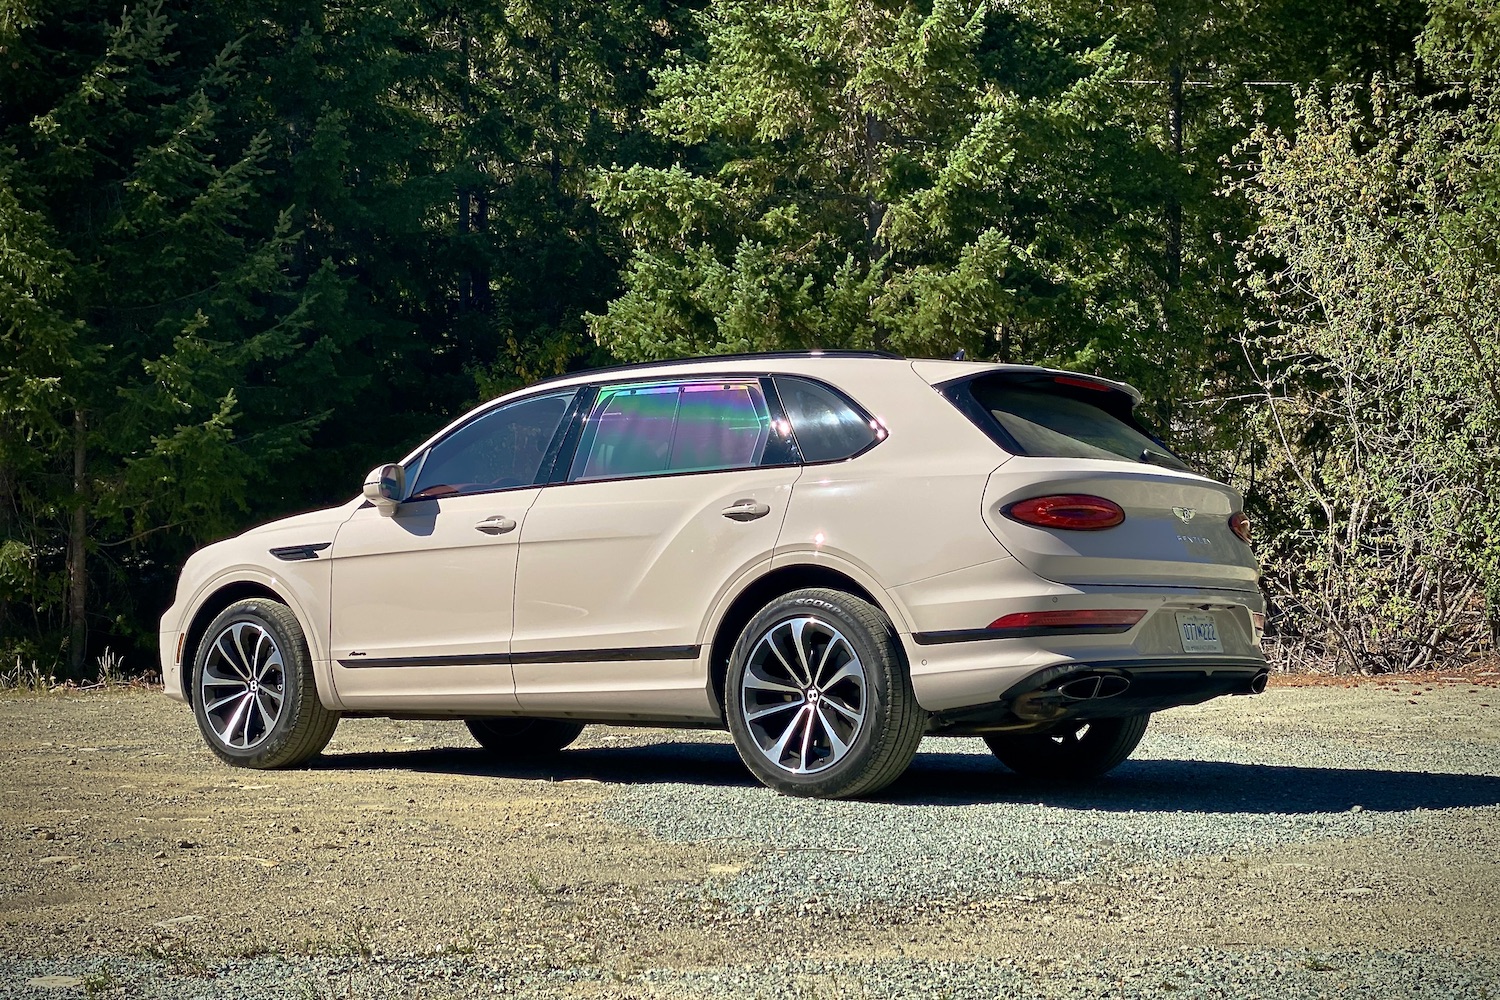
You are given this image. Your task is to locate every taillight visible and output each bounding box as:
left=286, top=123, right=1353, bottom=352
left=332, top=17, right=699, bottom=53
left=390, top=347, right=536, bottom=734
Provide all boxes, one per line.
left=1229, top=511, right=1252, bottom=545
left=1004, top=494, right=1125, bottom=530
left=987, top=609, right=1145, bottom=633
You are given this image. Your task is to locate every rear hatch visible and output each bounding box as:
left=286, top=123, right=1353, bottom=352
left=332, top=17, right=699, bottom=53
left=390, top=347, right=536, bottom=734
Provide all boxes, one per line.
left=941, top=370, right=1259, bottom=591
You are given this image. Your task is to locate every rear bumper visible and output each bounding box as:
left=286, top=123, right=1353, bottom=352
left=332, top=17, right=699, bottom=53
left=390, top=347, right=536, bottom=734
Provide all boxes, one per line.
left=925, top=656, right=1268, bottom=734
left=900, top=584, right=1265, bottom=715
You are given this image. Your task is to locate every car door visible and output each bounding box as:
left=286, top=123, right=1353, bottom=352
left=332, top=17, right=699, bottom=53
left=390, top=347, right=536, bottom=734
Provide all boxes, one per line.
left=511, top=377, right=801, bottom=717
left=328, top=389, right=578, bottom=710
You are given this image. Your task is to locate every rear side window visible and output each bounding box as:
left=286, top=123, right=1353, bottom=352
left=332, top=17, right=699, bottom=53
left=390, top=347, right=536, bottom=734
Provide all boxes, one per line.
left=569, top=380, right=773, bottom=482
left=773, top=377, right=881, bottom=463
left=962, top=376, right=1188, bottom=471
left=409, top=390, right=576, bottom=499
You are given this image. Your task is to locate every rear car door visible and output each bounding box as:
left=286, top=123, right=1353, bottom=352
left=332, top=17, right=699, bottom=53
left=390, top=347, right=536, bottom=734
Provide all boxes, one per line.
left=328, top=389, right=577, bottom=709
left=511, top=377, right=801, bottom=716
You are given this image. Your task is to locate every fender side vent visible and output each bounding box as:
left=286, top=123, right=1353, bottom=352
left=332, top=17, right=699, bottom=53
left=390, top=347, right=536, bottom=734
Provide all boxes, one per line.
left=270, top=542, right=332, bottom=562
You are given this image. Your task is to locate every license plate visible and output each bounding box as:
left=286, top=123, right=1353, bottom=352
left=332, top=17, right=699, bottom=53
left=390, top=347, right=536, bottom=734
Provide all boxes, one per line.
left=1175, top=613, right=1223, bottom=653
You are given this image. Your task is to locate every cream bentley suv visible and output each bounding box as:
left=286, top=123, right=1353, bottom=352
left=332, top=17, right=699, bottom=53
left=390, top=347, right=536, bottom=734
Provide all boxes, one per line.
left=160, top=351, right=1267, bottom=798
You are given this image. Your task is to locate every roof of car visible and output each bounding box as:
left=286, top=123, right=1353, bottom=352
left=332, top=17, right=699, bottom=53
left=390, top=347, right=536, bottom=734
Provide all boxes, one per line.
left=526, top=350, right=1140, bottom=401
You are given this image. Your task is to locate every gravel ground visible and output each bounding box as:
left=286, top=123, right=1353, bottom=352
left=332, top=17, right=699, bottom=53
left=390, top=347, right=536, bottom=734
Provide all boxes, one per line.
left=1, top=684, right=1497, bottom=998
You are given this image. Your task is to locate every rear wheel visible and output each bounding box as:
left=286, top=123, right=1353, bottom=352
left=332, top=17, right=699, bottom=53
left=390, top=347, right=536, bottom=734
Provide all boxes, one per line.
left=192, top=599, right=339, bottom=769
left=725, top=588, right=925, bottom=799
left=984, top=714, right=1149, bottom=780
left=464, top=718, right=584, bottom=759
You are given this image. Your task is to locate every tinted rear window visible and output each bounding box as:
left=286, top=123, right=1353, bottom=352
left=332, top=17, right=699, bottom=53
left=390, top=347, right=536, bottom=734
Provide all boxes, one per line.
left=964, top=377, right=1188, bottom=471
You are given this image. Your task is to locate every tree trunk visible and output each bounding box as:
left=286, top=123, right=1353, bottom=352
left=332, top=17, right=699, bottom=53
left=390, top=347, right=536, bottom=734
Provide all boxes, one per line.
left=1166, top=60, right=1184, bottom=292
left=861, top=113, right=888, bottom=350
left=66, top=409, right=87, bottom=678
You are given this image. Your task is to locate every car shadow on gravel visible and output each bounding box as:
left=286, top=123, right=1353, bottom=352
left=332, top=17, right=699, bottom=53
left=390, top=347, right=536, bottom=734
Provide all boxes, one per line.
left=888, top=753, right=1500, bottom=814
left=316, top=742, right=1500, bottom=815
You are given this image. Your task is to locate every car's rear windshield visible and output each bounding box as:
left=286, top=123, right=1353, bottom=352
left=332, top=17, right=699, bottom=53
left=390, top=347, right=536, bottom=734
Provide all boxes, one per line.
left=959, top=376, right=1190, bottom=471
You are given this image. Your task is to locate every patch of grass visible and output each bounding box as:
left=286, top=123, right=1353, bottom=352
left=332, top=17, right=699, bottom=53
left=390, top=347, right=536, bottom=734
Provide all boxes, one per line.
left=136, top=933, right=212, bottom=977
left=81, top=963, right=120, bottom=997
left=0, top=655, right=57, bottom=693
left=341, top=924, right=374, bottom=959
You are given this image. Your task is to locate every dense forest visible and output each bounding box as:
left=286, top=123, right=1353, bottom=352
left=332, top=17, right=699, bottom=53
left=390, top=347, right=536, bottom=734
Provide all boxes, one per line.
left=2, top=0, right=1497, bottom=680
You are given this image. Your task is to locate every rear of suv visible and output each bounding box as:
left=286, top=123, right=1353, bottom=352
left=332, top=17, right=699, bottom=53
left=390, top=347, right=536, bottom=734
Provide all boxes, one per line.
left=160, top=352, right=1266, bottom=798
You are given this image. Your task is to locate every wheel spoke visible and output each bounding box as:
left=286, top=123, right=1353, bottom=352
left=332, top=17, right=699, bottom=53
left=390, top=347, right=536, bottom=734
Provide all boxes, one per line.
left=762, top=631, right=804, bottom=686
left=767, top=705, right=809, bottom=765
left=216, top=632, right=250, bottom=680
left=204, top=691, right=245, bottom=713
left=810, top=634, right=842, bottom=687
left=789, top=619, right=815, bottom=686
left=232, top=625, right=257, bottom=680
left=220, top=693, right=252, bottom=747
left=245, top=693, right=267, bottom=746
left=815, top=704, right=850, bottom=760
left=796, top=704, right=815, bottom=772
left=746, top=699, right=803, bottom=722
left=820, top=661, right=860, bottom=691
left=744, top=668, right=800, bottom=696
left=821, top=693, right=863, bottom=724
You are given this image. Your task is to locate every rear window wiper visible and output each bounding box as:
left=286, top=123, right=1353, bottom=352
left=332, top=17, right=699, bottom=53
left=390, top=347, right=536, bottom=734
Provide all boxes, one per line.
left=1138, top=449, right=1181, bottom=469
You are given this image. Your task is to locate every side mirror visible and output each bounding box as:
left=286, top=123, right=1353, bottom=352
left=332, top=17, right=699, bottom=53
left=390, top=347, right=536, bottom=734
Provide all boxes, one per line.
left=362, top=464, right=405, bottom=517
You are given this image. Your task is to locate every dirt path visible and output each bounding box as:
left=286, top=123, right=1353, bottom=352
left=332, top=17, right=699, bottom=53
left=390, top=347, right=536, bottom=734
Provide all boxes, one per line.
left=2, top=685, right=1497, bottom=997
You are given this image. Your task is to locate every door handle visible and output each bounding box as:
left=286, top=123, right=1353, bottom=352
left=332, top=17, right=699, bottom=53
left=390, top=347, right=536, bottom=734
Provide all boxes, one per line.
left=721, top=499, right=771, bottom=522
left=474, top=515, right=517, bottom=535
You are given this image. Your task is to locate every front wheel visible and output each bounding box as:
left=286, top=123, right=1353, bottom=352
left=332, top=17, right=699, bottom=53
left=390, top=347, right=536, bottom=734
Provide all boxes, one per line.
left=191, top=599, right=339, bottom=769
left=725, top=588, right=925, bottom=799
left=984, top=714, right=1150, bottom=780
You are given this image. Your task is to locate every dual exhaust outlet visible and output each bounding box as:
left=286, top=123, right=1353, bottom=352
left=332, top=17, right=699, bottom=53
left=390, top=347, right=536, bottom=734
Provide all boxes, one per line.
left=1052, top=667, right=1269, bottom=703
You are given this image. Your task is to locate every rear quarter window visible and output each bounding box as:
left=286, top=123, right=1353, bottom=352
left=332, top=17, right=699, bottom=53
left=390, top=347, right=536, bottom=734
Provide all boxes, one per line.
left=773, top=376, right=883, bottom=463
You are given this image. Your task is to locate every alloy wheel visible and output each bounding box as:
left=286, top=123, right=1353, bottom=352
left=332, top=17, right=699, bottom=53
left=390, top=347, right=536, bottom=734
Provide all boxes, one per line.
left=197, top=621, right=286, bottom=750
left=739, top=615, right=868, bottom=775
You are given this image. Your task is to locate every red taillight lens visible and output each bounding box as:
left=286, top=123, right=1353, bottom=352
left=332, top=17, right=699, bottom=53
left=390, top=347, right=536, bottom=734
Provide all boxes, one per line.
left=987, top=609, right=1145, bottom=632
left=1229, top=511, right=1252, bottom=544
left=1004, top=494, right=1125, bottom=530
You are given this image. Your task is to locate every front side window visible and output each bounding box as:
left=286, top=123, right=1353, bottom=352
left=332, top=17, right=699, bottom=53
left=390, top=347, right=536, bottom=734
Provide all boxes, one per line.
left=568, top=380, right=773, bottom=482
left=408, top=390, right=576, bottom=500
left=773, top=376, right=881, bottom=463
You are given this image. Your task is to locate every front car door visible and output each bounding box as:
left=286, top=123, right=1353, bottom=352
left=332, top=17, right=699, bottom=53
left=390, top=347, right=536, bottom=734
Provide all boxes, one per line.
left=328, top=389, right=578, bottom=711
left=511, top=377, right=801, bottom=719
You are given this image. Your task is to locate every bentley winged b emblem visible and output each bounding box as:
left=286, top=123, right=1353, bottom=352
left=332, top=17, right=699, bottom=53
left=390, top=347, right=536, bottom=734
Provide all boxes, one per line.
left=1172, top=506, right=1197, bottom=523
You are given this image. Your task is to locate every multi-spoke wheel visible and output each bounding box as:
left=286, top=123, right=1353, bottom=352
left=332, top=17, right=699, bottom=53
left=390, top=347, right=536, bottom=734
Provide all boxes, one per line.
left=984, top=713, right=1150, bottom=780
left=726, top=588, right=925, bottom=798
left=191, top=599, right=338, bottom=768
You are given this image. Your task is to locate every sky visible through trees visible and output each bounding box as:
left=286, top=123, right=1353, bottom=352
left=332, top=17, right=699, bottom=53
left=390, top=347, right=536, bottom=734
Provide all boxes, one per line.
left=2, top=0, right=1495, bottom=677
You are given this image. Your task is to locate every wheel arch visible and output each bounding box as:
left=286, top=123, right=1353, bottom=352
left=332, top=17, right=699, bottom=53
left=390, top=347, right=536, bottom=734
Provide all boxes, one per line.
left=705, top=562, right=907, bottom=721
left=179, top=580, right=307, bottom=705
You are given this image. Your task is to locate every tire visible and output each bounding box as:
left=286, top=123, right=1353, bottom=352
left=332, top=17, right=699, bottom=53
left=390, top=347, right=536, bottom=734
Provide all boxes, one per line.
left=725, top=588, right=926, bottom=799
left=465, top=718, right=584, bottom=758
left=191, top=598, right=339, bottom=769
left=984, top=713, right=1150, bottom=780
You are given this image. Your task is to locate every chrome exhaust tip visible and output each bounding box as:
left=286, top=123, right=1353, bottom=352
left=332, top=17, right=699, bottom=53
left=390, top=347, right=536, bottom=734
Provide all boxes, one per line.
left=1056, top=672, right=1131, bottom=701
